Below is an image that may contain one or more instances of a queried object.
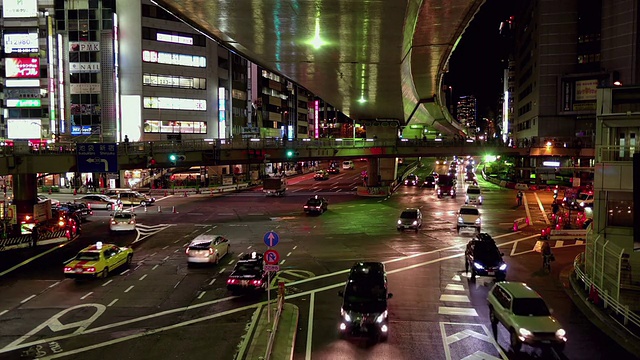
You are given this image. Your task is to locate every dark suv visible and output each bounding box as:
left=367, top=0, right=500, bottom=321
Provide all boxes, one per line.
left=338, top=262, right=393, bottom=341
left=465, top=233, right=507, bottom=281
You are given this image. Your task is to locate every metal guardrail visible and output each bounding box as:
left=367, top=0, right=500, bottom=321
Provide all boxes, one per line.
left=264, top=293, right=285, bottom=360
left=574, top=253, right=640, bottom=328
left=596, top=145, right=638, bottom=162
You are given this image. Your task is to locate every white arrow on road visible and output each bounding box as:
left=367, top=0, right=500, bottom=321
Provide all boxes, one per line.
left=86, top=157, right=109, bottom=171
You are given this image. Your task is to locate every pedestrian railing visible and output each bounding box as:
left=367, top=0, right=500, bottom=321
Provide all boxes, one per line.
left=264, top=292, right=286, bottom=360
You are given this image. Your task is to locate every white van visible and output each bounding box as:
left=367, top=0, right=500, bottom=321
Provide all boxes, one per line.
left=342, top=160, right=355, bottom=170
left=465, top=185, right=483, bottom=205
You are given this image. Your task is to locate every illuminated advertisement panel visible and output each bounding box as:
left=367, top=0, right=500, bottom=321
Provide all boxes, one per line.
left=218, top=88, right=226, bottom=139
left=69, top=62, right=100, bottom=73
left=5, top=88, right=40, bottom=99
left=7, top=119, right=41, bottom=139
left=4, top=33, right=39, bottom=53
left=142, top=50, right=206, bottom=68
left=71, top=125, right=94, bottom=135
left=156, top=33, right=193, bottom=45
left=69, top=42, right=100, bottom=52
left=2, top=0, right=38, bottom=18
left=143, top=120, right=207, bottom=134
left=6, top=99, right=41, bottom=108
left=5, top=79, right=40, bottom=87
left=5, top=58, right=40, bottom=78
left=575, top=79, right=598, bottom=101
left=143, top=97, right=206, bottom=111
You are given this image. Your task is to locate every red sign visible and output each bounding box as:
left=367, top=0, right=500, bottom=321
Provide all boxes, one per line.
left=5, top=58, right=40, bottom=78
left=264, top=249, right=280, bottom=265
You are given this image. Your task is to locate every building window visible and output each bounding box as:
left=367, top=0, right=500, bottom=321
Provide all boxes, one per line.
left=143, top=97, right=207, bottom=111
left=143, top=73, right=206, bottom=90
left=606, top=191, right=633, bottom=227
left=142, top=50, right=206, bottom=68
left=143, top=120, right=207, bottom=134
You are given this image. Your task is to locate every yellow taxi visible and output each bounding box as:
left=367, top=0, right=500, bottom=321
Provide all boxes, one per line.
left=64, top=242, right=133, bottom=279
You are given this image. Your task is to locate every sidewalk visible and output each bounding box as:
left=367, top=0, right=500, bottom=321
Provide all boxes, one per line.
left=243, top=303, right=299, bottom=360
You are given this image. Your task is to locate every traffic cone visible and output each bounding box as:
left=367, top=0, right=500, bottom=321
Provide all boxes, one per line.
left=157, top=206, right=162, bottom=213
left=73, top=188, right=77, bottom=196
left=525, top=218, right=530, bottom=226
left=513, top=220, right=518, bottom=232
left=172, top=206, right=177, bottom=214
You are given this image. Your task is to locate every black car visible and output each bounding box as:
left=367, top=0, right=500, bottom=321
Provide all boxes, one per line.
left=55, top=202, right=92, bottom=222
left=421, top=175, right=436, bottom=188
left=304, top=196, right=328, bottom=214
left=226, top=253, right=275, bottom=293
left=404, top=174, right=419, bottom=186
left=327, top=167, right=340, bottom=174
left=338, top=262, right=393, bottom=341
left=465, top=233, right=507, bottom=281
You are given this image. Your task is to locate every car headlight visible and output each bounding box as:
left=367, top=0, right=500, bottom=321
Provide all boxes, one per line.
left=412, top=220, right=418, bottom=225
left=519, top=328, right=532, bottom=337
left=473, top=262, right=484, bottom=270
left=450, top=190, right=455, bottom=195
left=580, top=201, right=585, bottom=207
left=555, top=328, right=566, bottom=338
left=376, top=310, right=388, bottom=323
left=499, top=263, right=507, bottom=271
left=475, top=218, right=481, bottom=224
left=397, top=220, right=402, bottom=225
left=458, top=217, right=464, bottom=224
left=478, top=196, right=482, bottom=202
left=341, top=308, right=351, bottom=322
left=465, top=196, right=469, bottom=201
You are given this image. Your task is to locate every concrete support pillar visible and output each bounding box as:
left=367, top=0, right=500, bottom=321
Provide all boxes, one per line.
left=366, top=158, right=397, bottom=187
left=13, top=173, right=37, bottom=218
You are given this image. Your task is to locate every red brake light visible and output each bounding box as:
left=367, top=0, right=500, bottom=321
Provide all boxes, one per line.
left=227, top=279, right=237, bottom=284
left=111, top=221, right=117, bottom=225
left=64, top=266, right=72, bottom=272
left=209, top=248, right=214, bottom=255
left=185, top=248, right=190, bottom=255
left=128, top=220, right=135, bottom=224
left=251, top=280, right=262, bottom=286
left=85, top=267, right=96, bottom=273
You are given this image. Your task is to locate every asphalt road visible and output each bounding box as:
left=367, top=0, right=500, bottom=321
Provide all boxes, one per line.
left=0, top=159, right=635, bottom=360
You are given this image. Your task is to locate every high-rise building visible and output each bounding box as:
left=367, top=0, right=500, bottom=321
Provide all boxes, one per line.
left=456, top=95, right=477, bottom=137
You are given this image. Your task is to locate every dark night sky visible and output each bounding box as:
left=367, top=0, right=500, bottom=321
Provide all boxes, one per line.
left=444, top=0, right=517, bottom=123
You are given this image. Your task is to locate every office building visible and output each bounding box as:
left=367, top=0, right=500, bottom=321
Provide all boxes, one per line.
left=456, top=95, right=477, bottom=137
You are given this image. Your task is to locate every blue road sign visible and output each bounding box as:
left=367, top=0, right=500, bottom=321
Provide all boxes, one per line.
left=263, top=231, right=279, bottom=247
left=76, top=143, right=118, bottom=173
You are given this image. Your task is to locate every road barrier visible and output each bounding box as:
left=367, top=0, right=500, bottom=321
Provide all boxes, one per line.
left=264, top=291, right=286, bottom=360
left=549, top=229, right=587, bottom=241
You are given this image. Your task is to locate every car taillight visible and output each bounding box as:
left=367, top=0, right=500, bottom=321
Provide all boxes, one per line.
left=64, top=266, right=73, bottom=272
left=251, top=280, right=262, bottom=286
left=185, top=248, right=190, bottom=255
left=111, top=221, right=117, bottom=225
left=304, top=206, right=308, bottom=208
left=227, top=279, right=237, bottom=284
left=128, top=220, right=135, bottom=224
left=450, top=190, right=455, bottom=195
left=58, top=221, right=65, bottom=227
left=85, top=267, right=96, bottom=273
left=209, top=248, right=214, bottom=255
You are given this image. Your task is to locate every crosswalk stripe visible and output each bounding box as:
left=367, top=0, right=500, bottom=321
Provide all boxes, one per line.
left=438, top=306, right=478, bottom=316
left=440, top=294, right=470, bottom=302
left=445, top=284, right=465, bottom=291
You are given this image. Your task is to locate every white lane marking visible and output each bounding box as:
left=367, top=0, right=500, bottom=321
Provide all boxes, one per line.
left=247, top=245, right=252, bottom=249
left=0, top=245, right=66, bottom=278
left=218, top=268, right=226, bottom=274
left=102, top=280, right=113, bottom=287
left=0, top=310, right=8, bottom=317
left=292, top=246, right=297, bottom=250
left=80, top=292, right=93, bottom=300
left=21, top=295, right=36, bottom=304
left=280, top=259, right=286, bottom=265
left=235, top=304, right=263, bottom=360
left=445, top=284, right=465, bottom=291
left=228, top=260, right=235, bottom=265
left=163, top=256, right=170, bottom=261
left=306, top=292, right=315, bottom=360
left=108, top=299, right=119, bottom=307
left=152, top=265, right=159, bottom=271
left=440, top=294, right=470, bottom=302
left=209, top=279, right=216, bottom=286
left=139, top=274, right=148, bottom=281
left=438, top=307, right=478, bottom=316
left=238, top=252, right=244, bottom=258
left=197, top=291, right=206, bottom=299
left=451, top=275, right=461, bottom=281
left=162, top=245, right=169, bottom=250
left=48, top=281, right=61, bottom=289
left=287, top=252, right=292, bottom=257
left=150, top=252, right=157, bottom=257
left=336, top=189, right=342, bottom=192
left=120, top=269, right=130, bottom=275
left=174, top=249, right=180, bottom=253
left=134, top=264, right=142, bottom=271
left=534, top=192, right=551, bottom=225
left=124, top=286, right=134, bottom=293
left=523, top=193, right=532, bottom=225
left=174, top=281, right=181, bottom=289
left=175, top=239, right=182, bottom=243
left=183, top=243, right=189, bottom=247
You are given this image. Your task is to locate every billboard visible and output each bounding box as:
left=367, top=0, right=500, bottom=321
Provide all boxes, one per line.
left=69, top=62, right=100, bottom=73
left=4, top=33, right=39, bottom=54
left=6, top=99, right=41, bottom=108
left=70, top=83, right=100, bottom=94
left=7, top=119, right=41, bottom=139
left=575, top=79, right=598, bottom=101
left=69, top=42, right=100, bottom=52
left=5, top=79, right=40, bottom=87
left=5, top=58, right=40, bottom=78
left=71, top=125, right=94, bottom=136
left=5, top=88, right=40, bottom=99
left=2, top=0, right=38, bottom=18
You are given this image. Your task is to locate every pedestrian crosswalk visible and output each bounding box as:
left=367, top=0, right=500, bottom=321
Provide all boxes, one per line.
left=439, top=274, right=477, bottom=317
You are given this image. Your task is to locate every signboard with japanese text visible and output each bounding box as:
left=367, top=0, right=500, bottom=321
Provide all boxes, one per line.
left=71, top=125, right=94, bottom=136
left=5, top=88, right=40, bottom=99
left=70, top=83, right=101, bottom=94
left=76, top=143, right=118, bottom=173
left=6, top=99, right=41, bottom=108
left=5, top=58, right=40, bottom=78
left=4, top=33, right=39, bottom=53
left=0, top=204, right=17, bottom=225
left=575, top=79, right=598, bottom=101
left=69, top=62, right=100, bottom=73
left=2, top=0, right=38, bottom=18
left=69, top=42, right=100, bottom=52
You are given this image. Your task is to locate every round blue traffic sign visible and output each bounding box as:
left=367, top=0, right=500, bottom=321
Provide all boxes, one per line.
left=264, top=231, right=279, bottom=247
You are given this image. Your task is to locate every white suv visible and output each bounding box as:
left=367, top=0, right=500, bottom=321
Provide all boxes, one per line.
left=457, top=205, right=481, bottom=233
left=488, top=282, right=567, bottom=353
left=465, top=185, right=483, bottom=205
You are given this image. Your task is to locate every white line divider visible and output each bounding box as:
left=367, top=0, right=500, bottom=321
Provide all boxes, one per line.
left=534, top=192, right=551, bottom=225
left=305, top=292, right=315, bottom=360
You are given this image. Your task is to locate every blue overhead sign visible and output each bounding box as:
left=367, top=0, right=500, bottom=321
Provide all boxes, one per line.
left=76, top=143, right=118, bottom=173
left=263, top=231, right=279, bottom=247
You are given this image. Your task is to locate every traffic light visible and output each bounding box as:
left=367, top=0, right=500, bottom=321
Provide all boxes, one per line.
left=147, top=156, right=156, bottom=168
left=169, top=154, right=186, bottom=166
left=286, top=150, right=299, bottom=158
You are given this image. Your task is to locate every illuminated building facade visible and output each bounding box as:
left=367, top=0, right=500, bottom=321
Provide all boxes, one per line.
left=456, top=95, right=477, bottom=137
